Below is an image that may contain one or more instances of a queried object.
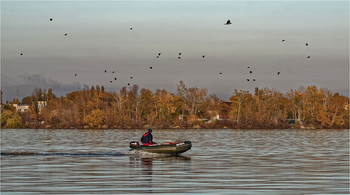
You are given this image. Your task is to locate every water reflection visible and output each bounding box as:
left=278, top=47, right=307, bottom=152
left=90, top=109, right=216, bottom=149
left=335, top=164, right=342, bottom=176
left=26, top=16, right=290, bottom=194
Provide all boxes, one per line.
left=129, top=155, right=192, bottom=173
left=141, top=157, right=153, bottom=193
left=141, top=158, right=153, bottom=176
left=129, top=155, right=192, bottom=193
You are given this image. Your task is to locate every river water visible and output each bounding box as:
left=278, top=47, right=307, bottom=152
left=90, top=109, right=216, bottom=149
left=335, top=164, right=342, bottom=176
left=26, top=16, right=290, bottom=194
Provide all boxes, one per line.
left=1, top=129, right=349, bottom=194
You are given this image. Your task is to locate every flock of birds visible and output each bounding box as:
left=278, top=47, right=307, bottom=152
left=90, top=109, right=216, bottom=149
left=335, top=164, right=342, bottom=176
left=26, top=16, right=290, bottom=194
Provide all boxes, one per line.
left=19, top=18, right=312, bottom=88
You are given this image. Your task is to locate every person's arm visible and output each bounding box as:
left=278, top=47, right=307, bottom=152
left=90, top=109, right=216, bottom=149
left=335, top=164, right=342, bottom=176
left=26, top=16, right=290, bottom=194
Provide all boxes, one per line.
left=150, top=134, right=154, bottom=144
left=149, top=134, right=155, bottom=144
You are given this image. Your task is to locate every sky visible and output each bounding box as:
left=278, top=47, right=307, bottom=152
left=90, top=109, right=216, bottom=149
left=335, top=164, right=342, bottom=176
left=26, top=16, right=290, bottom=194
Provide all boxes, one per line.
left=1, top=0, right=349, bottom=101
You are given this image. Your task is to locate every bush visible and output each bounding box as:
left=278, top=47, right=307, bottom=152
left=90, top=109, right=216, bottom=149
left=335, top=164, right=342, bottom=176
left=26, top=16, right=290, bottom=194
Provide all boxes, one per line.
left=1, top=109, right=22, bottom=128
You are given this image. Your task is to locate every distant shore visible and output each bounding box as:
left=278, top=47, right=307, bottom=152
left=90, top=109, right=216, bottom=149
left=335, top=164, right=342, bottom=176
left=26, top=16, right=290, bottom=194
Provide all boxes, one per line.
left=1, top=126, right=346, bottom=130
left=1, top=84, right=349, bottom=130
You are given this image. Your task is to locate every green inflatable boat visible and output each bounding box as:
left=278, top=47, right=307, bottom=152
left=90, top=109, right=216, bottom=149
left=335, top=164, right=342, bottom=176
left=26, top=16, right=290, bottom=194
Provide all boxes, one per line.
left=129, top=141, right=192, bottom=154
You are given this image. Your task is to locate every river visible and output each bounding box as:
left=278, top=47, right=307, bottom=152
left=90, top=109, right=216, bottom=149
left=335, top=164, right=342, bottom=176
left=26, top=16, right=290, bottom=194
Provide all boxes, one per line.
left=1, top=129, right=349, bottom=194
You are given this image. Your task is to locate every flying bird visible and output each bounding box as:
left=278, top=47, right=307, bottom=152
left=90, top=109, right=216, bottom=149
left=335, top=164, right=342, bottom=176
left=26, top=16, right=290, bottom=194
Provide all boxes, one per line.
left=178, top=53, right=182, bottom=55
left=247, top=66, right=250, bottom=69
left=104, top=70, right=107, bottom=73
left=247, top=79, right=250, bottom=81
left=277, top=72, right=280, bottom=75
left=64, top=33, right=68, bottom=36
left=178, top=56, right=181, bottom=59
left=156, top=56, right=159, bottom=58
left=307, top=56, right=310, bottom=58
left=253, top=79, right=256, bottom=81
left=114, top=77, right=117, bottom=80
left=49, top=18, right=53, bottom=21
left=282, top=39, right=285, bottom=42
left=75, top=74, right=77, bottom=76
left=20, top=53, right=23, bottom=56
left=224, top=20, right=231, bottom=25
left=110, top=81, right=112, bottom=83
left=112, top=71, right=115, bottom=73
left=219, top=72, right=222, bottom=75
left=249, top=71, right=252, bottom=74
left=306, top=43, right=308, bottom=46
left=202, top=55, right=205, bottom=58
left=158, top=53, right=161, bottom=56
left=130, top=76, right=133, bottom=79
left=130, top=28, right=133, bottom=30
left=127, top=83, right=130, bottom=86
left=150, top=66, right=153, bottom=69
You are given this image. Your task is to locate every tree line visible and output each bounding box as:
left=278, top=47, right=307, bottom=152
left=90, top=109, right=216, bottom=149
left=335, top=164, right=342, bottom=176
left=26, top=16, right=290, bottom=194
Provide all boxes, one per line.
left=1, top=81, right=349, bottom=129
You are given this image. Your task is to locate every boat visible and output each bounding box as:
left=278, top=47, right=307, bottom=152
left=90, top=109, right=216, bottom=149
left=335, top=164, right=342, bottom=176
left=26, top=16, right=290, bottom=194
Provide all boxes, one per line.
left=129, top=141, right=192, bottom=154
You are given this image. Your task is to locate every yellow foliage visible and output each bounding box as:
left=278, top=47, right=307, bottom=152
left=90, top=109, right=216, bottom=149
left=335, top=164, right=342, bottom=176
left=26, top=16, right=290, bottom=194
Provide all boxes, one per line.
left=83, top=109, right=105, bottom=128
left=1, top=109, right=22, bottom=128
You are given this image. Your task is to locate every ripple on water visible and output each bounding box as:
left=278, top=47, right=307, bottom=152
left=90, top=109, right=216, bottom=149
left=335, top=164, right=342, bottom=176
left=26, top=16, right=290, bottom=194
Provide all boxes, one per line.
left=1, top=129, right=349, bottom=194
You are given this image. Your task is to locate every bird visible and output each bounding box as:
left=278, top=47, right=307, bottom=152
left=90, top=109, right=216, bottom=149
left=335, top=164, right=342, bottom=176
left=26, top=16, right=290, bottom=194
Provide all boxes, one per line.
left=130, top=28, right=133, bottom=30
left=127, top=83, right=130, bottom=86
left=104, top=70, right=107, bottom=73
left=150, top=66, right=153, bottom=69
left=219, top=72, right=222, bottom=75
left=202, top=55, right=205, bottom=58
left=282, top=39, right=285, bottom=42
left=178, top=53, right=182, bottom=55
left=130, top=76, right=133, bottom=79
left=247, top=66, right=250, bottom=69
left=178, top=56, right=181, bottom=59
left=249, top=71, right=252, bottom=74
left=112, top=71, right=115, bottom=73
left=74, top=74, right=77, bottom=76
left=277, top=72, right=280, bottom=75
left=49, top=18, right=53, bottom=21
left=156, top=56, right=159, bottom=58
left=306, top=43, right=308, bottom=46
left=20, top=53, right=23, bottom=56
left=253, top=79, right=256, bottom=81
left=224, top=19, right=231, bottom=25
left=307, top=56, right=310, bottom=58
left=64, top=33, right=68, bottom=36
left=110, top=81, right=112, bottom=83
left=158, top=53, right=161, bottom=56
left=247, top=79, right=250, bottom=81
left=114, top=77, right=117, bottom=80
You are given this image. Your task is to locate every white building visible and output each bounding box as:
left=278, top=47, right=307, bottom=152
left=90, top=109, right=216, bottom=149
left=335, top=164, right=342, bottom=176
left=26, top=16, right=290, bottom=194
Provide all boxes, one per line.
left=37, top=101, right=47, bottom=111
left=12, top=101, right=47, bottom=113
left=13, top=104, right=30, bottom=112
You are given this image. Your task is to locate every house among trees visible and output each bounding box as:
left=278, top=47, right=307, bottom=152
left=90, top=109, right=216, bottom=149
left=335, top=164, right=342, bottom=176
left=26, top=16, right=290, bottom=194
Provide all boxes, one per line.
left=213, top=101, right=232, bottom=120
left=37, top=101, right=47, bottom=111
left=1, top=84, right=349, bottom=129
left=345, top=104, right=350, bottom=111
left=13, top=104, right=30, bottom=112
left=11, top=101, right=47, bottom=113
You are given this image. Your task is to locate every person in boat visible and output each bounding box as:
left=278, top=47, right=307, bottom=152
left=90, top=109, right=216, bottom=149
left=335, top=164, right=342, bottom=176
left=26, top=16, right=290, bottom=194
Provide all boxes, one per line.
left=141, top=129, right=157, bottom=146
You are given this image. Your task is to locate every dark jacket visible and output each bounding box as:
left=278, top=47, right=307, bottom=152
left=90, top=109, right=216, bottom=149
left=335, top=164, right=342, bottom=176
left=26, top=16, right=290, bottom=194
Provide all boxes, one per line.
left=141, top=132, right=154, bottom=144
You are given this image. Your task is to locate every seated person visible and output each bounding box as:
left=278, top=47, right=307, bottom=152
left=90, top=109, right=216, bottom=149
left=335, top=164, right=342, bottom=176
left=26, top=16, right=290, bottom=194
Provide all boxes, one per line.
left=141, top=129, right=156, bottom=146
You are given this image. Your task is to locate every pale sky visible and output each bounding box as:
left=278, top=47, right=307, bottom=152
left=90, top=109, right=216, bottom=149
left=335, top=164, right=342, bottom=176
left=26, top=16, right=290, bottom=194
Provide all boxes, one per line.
left=1, top=0, right=349, bottom=101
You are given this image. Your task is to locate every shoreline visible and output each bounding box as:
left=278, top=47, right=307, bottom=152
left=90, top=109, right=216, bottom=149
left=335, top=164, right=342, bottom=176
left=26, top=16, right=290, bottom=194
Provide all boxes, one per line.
left=1, top=127, right=348, bottom=130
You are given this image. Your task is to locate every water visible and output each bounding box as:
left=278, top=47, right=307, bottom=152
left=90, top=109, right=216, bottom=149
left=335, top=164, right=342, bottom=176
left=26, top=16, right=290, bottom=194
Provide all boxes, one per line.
left=1, top=129, right=349, bottom=194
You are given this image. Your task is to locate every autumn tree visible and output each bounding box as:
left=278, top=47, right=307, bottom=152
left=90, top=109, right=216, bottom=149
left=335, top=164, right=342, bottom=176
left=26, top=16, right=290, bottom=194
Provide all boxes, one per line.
left=176, top=81, right=208, bottom=126
left=21, top=96, right=33, bottom=104
left=326, top=91, right=349, bottom=128
left=84, top=109, right=105, bottom=128
left=230, top=89, right=250, bottom=126
left=5, top=83, right=349, bottom=129
left=1, top=109, right=22, bottom=128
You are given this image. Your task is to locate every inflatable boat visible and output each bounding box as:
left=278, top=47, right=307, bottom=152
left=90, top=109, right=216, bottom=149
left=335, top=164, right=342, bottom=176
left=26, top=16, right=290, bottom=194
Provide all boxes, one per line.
left=129, top=141, right=192, bottom=154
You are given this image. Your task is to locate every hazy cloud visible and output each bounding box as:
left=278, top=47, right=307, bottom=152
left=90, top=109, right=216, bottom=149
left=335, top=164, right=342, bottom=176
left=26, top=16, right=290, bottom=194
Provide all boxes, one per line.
left=2, top=74, right=83, bottom=101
